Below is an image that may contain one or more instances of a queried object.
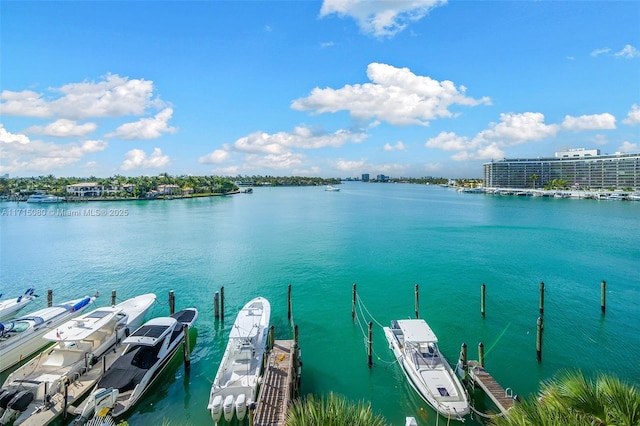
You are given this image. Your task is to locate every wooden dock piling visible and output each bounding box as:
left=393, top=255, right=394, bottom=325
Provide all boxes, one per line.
left=478, top=342, right=485, bottom=367
left=168, top=290, right=175, bottom=315
left=601, top=280, right=606, bottom=314
left=47, top=289, right=53, bottom=307
left=539, top=282, right=545, bottom=315
left=536, top=317, right=543, bottom=362
left=368, top=321, right=373, bottom=368
left=220, top=286, right=225, bottom=321
left=481, top=284, right=486, bottom=317
left=111, top=289, right=117, bottom=306
left=214, top=291, right=219, bottom=320
left=352, top=283, right=356, bottom=321
left=414, top=284, right=420, bottom=319
left=288, top=284, right=292, bottom=322
left=183, top=324, right=191, bottom=369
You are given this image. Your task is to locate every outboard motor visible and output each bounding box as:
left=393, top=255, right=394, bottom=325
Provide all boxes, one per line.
left=0, top=389, right=18, bottom=417
left=0, top=390, right=32, bottom=424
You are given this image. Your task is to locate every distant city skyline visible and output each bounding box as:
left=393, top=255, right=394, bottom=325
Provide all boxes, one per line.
left=1, top=1, right=638, bottom=178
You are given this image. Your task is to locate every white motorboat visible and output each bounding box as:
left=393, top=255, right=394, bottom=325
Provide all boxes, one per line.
left=383, top=319, right=469, bottom=421
left=0, top=293, right=156, bottom=426
left=325, top=185, right=340, bottom=191
left=0, top=289, right=36, bottom=322
left=25, top=194, right=63, bottom=203
left=0, top=295, right=96, bottom=373
left=74, top=308, right=198, bottom=424
left=208, top=297, right=270, bottom=423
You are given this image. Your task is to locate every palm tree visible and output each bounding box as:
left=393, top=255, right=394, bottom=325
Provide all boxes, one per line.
left=490, top=371, right=640, bottom=426
left=285, top=392, right=387, bottom=426
left=530, top=174, right=539, bottom=189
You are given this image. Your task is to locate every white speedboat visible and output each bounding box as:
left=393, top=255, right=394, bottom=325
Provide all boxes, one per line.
left=0, top=289, right=36, bottom=322
left=74, top=308, right=198, bottom=424
left=26, top=194, right=63, bottom=203
left=0, top=293, right=156, bottom=426
left=0, top=295, right=96, bottom=373
left=208, top=297, right=270, bottom=423
left=383, top=319, right=469, bottom=421
left=325, top=185, right=340, bottom=191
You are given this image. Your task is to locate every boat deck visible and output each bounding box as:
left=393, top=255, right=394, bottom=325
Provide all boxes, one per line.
left=252, top=340, right=299, bottom=426
left=467, top=361, right=515, bottom=414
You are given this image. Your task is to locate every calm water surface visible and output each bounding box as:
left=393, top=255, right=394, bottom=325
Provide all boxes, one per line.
left=1, top=183, right=639, bottom=425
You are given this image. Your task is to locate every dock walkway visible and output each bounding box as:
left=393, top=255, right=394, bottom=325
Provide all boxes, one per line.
left=467, top=360, right=515, bottom=415
left=253, top=340, right=300, bottom=426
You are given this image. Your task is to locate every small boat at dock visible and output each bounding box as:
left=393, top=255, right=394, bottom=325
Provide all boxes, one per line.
left=208, top=297, right=270, bottom=423
left=383, top=319, right=469, bottom=421
left=0, top=293, right=156, bottom=426
left=0, top=295, right=96, bottom=373
left=325, top=185, right=340, bottom=192
left=26, top=194, right=64, bottom=203
left=73, top=308, right=198, bottom=424
left=0, top=289, right=36, bottom=322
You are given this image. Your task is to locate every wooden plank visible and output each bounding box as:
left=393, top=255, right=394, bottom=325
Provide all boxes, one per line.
left=467, top=361, right=514, bottom=414
left=253, top=340, right=295, bottom=426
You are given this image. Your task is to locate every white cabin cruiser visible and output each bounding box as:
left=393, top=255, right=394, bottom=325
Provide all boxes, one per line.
left=208, top=297, right=270, bottom=423
left=0, top=293, right=156, bottom=426
left=74, top=308, right=198, bottom=424
left=384, top=319, right=469, bottom=421
left=0, top=289, right=36, bottom=322
left=0, top=295, right=96, bottom=373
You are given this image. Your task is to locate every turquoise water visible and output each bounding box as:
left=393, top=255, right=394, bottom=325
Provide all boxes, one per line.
left=1, top=183, right=639, bottom=425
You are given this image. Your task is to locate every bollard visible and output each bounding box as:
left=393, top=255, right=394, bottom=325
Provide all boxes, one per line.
left=539, top=282, right=545, bottom=315
left=481, top=284, right=486, bottom=317
left=601, top=280, right=606, bottom=314
left=368, top=321, right=373, bottom=368
left=47, top=289, right=53, bottom=307
left=478, top=342, right=485, bottom=367
left=214, top=291, right=219, bottom=320
left=183, top=324, right=191, bottom=369
left=168, top=290, right=175, bottom=315
left=220, top=286, right=225, bottom=321
left=536, top=317, right=543, bottom=362
left=415, top=284, right=420, bottom=319
left=111, top=289, right=117, bottom=306
left=352, top=283, right=356, bottom=321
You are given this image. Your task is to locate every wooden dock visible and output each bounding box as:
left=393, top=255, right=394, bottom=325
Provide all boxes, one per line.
left=467, top=360, right=515, bottom=414
left=253, top=340, right=300, bottom=426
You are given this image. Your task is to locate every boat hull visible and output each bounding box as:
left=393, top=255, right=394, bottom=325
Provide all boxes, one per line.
left=208, top=296, right=271, bottom=423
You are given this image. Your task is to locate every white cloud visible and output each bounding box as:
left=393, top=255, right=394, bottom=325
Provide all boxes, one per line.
left=334, top=158, right=368, bottom=172
left=320, top=0, right=447, bottom=38
left=474, top=112, right=558, bottom=146
left=622, top=104, right=640, bottom=126
left=383, top=141, right=407, bottom=151
left=0, top=74, right=163, bottom=120
left=120, top=147, right=170, bottom=171
left=561, top=113, right=616, bottom=131
left=614, top=44, right=639, bottom=59
left=618, top=141, right=638, bottom=153
left=199, top=149, right=231, bottom=164
left=25, top=119, right=98, bottom=138
left=0, top=135, right=107, bottom=174
left=292, top=63, right=490, bottom=126
left=106, top=108, right=177, bottom=140
left=231, top=126, right=367, bottom=154
left=320, top=41, right=335, bottom=48
left=425, top=131, right=471, bottom=151
left=0, top=125, right=30, bottom=144
left=244, top=152, right=305, bottom=170
left=590, top=47, right=611, bottom=57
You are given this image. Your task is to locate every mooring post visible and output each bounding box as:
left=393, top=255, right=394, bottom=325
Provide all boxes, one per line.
left=220, top=286, right=225, bottom=321
left=539, top=281, right=545, bottom=315
left=214, top=291, right=219, bottom=320
left=183, top=324, right=191, bottom=369
left=288, top=283, right=292, bottom=323
left=352, top=283, right=356, bottom=321
left=47, top=289, right=53, bottom=307
left=536, top=316, right=543, bottom=362
left=368, top=321, right=373, bottom=368
left=269, top=325, right=275, bottom=350
left=601, top=280, right=606, bottom=314
left=460, top=342, right=468, bottom=373
left=481, top=283, right=486, bottom=317
left=294, top=324, right=299, bottom=346
left=111, top=289, right=117, bottom=306
left=478, top=342, right=485, bottom=367
left=168, top=290, right=175, bottom=315
left=415, top=284, right=420, bottom=319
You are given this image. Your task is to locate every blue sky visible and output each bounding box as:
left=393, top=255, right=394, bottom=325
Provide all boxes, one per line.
left=1, top=1, right=639, bottom=179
